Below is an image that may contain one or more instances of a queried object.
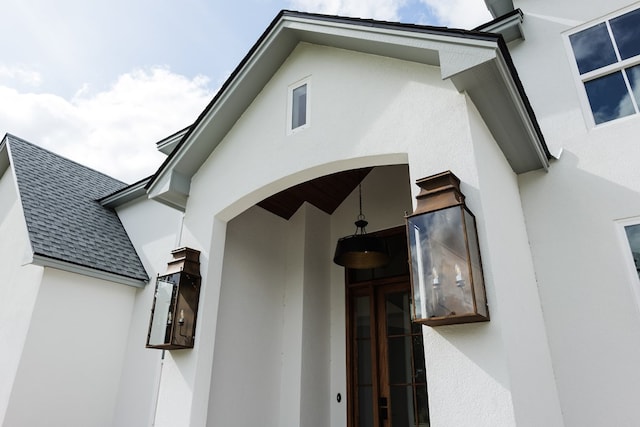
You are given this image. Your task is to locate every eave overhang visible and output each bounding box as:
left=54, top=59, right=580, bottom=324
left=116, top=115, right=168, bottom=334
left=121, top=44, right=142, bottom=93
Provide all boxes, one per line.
left=32, top=253, right=148, bottom=288
left=99, top=176, right=150, bottom=208
left=156, top=126, right=191, bottom=155
left=475, top=9, right=524, bottom=43
left=145, top=10, right=550, bottom=211
left=484, top=0, right=515, bottom=19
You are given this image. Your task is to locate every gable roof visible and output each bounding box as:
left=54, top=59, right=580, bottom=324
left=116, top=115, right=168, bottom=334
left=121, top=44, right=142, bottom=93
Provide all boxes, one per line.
left=1, top=134, right=148, bottom=287
left=145, top=10, right=551, bottom=211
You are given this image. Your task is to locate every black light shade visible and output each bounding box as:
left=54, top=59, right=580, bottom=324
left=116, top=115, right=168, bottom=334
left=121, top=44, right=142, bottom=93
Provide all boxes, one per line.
left=333, top=232, right=390, bottom=269
left=333, top=183, right=391, bottom=269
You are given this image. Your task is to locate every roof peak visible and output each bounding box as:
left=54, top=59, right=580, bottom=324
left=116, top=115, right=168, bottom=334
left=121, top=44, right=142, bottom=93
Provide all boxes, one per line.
left=3, top=133, right=126, bottom=188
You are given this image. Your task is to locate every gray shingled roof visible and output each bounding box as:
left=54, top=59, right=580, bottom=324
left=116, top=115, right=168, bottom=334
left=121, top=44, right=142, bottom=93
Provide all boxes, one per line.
left=5, top=134, right=148, bottom=283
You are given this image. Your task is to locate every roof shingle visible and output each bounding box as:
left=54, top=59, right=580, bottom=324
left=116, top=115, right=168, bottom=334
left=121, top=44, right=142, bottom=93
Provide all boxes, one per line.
left=5, top=134, right=148, bottom=283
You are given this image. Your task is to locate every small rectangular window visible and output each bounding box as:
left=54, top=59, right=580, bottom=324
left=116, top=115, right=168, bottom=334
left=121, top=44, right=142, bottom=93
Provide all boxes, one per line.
left=567, top=7, right=640, bottom=126
left=292, top=84, right=307, bottom=129
left=287, top=77, right=310, bottom=134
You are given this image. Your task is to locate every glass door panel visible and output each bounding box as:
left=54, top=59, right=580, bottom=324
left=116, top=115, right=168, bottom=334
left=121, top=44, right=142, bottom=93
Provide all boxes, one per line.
left=380, top=287, right=430, bottom=427
left=348, top=282, right=430, bottom=427
left=353, top=295, right=374, bottom=427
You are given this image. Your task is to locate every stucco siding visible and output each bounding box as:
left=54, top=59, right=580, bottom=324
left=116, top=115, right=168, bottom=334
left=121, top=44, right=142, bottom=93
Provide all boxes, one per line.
left=111, top=198, right=182, bottom=427
left=207, top=205, right=288, bottom=426
left=512, top=2, right=640, bottom=425
left=0, top=167, right=43, bottom=426
left=162, top=40, right=530, bottom=426
left=3, top=268, right=136, bottom=427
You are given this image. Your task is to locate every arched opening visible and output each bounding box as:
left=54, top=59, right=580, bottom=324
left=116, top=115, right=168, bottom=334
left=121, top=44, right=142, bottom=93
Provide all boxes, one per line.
left=207, top=164, right=414, bottom=426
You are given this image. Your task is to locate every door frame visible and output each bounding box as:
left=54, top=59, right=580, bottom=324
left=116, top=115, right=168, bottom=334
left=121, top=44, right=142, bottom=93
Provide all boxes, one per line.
left=345, top=225, right=412, bottom=427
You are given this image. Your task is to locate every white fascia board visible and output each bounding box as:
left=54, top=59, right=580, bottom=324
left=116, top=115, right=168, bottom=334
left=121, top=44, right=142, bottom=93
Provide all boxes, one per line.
left=284, top=15, right=500, bottom=61
left=32, top=254, right=148, bottom=288
left=448, top=47, right=549, bottom=173
left=145, top=18, right=297, bottom=206
left=146, top=13, right=520, bottom=204
left=156, top=127, right=190, bottom=155
left=492, top=51, right=549, bottom=171
left=477, top=10, right=524, bottom=43
left=484, top=0, right=515, bottom=18
left=100, top=178, right=150, bottom=208
left=0, top=137, right=9, bottom=176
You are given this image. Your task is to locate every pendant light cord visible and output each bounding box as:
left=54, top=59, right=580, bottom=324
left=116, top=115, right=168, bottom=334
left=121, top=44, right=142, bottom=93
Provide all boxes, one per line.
left=355, top=184, right=368, bottom=234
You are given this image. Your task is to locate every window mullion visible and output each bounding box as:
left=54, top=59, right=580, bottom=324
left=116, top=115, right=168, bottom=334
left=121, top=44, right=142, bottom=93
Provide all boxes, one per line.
left=606, top=20, right=623, bottom=62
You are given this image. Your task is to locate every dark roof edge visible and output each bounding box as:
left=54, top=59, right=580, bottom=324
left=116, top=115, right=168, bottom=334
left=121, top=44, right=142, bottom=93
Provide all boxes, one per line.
left=145, top=10, right=503, bottom=191
left=473, top=8, right=523, bottom=31
left=494, top=36, right=552, bottom=160
left=4, top=133, right=127, bottom=187
left=32, top=252, right=149, bottom=288
left=145, top=10, right=289, bottom=190
left=99, top=176, right=151, bottom=208
left=280, top=9, right=501, bottom=41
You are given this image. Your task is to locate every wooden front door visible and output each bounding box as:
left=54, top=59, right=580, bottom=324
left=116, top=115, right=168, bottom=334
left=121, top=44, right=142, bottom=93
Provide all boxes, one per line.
left=346, top=229, right=430, bottom=427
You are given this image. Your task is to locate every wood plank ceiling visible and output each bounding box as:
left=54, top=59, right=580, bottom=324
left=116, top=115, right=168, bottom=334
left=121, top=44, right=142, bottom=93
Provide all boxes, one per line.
left=257, top=167, right=373, bottom=220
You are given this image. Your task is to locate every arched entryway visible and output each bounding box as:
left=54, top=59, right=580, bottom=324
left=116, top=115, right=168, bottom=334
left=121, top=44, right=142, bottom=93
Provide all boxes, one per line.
left=207, top=164, right=414, bottom=426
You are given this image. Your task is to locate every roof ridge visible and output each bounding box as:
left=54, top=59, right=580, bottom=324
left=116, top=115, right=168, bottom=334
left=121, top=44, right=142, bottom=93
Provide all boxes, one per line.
left=279, top=9, right=500, bottom=37
left=4, top=133, right=127, bottom=187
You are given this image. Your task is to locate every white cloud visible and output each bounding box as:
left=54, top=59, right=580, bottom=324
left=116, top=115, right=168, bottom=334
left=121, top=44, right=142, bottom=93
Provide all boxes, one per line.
left=0, top=65, right=43, bottom=87
left=419, top=0, right=491, bottom=28
left=288, top=0, right=406, bottom=20
left=0, top=67, right=214, bottom=183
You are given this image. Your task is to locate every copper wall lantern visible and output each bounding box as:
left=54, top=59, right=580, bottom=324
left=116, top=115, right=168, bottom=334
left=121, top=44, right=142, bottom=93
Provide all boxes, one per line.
left=146, top=247, right=201, bottom=349
left=405, top=171, right=489, bottom=326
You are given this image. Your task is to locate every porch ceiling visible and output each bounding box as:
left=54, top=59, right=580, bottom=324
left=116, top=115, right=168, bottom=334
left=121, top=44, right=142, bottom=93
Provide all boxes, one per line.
left=257, top=167, right=372, bottom=220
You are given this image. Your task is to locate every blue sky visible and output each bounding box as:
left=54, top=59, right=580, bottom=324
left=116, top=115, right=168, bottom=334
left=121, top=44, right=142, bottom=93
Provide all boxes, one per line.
left=0, top=0, right=491, bottom=182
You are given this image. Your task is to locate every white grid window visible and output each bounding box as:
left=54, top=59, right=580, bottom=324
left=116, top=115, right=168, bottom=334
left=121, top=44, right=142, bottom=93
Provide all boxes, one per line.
left=624, top=222, right=640, bottom=280
left=568, top=7, right=640, bottom=125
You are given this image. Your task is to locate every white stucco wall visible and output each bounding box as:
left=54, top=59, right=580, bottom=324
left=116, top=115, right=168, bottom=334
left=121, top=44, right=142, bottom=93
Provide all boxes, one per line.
left=205, top=202, right=332, bottom=427
left=154, top=40, right=559, bottom=426
left=3, top=268, right=136, bottom=427
left=467, top=99, right=563, bottom=426
left=512, top=1, right=640, bottom=426
left=111, top=197, right=183, bottom=427
left=0, top=168, right=43, bottom=426
left=207, top=206, right=288, bottom=426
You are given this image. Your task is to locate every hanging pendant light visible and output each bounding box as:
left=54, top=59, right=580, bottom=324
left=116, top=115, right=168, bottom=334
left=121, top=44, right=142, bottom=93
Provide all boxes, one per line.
left=333, top=184, right=390, bottom=269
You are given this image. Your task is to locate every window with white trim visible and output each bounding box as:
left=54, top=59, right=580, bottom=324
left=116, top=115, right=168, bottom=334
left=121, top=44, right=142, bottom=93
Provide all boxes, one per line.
left=624, top=222, right=640, bottom=280
left=287, top=77, right=310, bottom=133
left=568, top=7, right=640, bottom=125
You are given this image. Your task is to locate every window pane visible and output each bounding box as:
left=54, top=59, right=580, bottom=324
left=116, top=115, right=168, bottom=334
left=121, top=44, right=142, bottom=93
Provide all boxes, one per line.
left=624, top=224, right=640, bottom=280
left=415, top=385, right=431, bottom=426
left=388, top=336, right=412, bottom=384
left=610, top=8, right=640, bottom=60
left=569, top=23, right=617, bottom=74
left=357, top=339, right=372, bottom=384
left=386, top=291, right=411, bottom=335
left=358, top=386, right=374, bottom=427
left=626, top=64, right=640, bottom=107
left=390, top=386, right=414, bottom=426
left=584, top=71, right=634, bottom=124
left=413, top=335, right=426, bottom=384
left=292, top=84, right=307, bottom=129
left=355, top=296, right=371, bottom=338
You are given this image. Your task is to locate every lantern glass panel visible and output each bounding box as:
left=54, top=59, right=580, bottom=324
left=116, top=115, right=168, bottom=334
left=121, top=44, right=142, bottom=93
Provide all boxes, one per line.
left=407, top=206, right=475, bottom=321
left=148, top=275, right=178, bottom=346
left=464, top=208, right=488, bottom=317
